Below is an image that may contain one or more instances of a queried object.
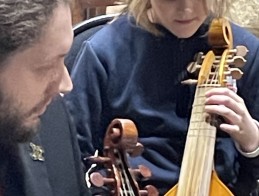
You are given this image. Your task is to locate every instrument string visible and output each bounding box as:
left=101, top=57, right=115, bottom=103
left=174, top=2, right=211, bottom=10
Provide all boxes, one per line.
left=117, top=151, right=135, bottom=195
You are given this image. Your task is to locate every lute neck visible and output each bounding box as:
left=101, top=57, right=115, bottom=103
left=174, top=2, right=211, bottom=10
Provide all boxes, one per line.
left=176, top=86, right=217, bottom=196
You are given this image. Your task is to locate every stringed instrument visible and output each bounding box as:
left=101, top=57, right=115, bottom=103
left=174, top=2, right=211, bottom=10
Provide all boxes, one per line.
left=165, top=17, right=248, bottom=196
left=88, top=118, right=159, bottom=195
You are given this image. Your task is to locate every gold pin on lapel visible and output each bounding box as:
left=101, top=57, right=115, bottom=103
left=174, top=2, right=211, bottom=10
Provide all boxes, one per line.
left=29, top=142, right=45, bottom=161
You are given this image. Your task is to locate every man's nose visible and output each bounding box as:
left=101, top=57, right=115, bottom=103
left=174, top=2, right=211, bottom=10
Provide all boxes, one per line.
left=59, top=66, right=73, bottom=96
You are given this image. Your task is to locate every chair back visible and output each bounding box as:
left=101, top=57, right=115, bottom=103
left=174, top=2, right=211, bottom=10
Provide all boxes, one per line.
left=65, top=14, right=118, bottom=73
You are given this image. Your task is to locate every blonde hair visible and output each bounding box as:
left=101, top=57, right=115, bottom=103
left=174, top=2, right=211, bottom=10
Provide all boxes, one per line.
left=122, top=0, right=231, bottom=35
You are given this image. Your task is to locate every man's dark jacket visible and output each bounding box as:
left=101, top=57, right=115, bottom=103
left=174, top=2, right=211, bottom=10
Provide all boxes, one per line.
left=1, top=96, right=89, bottom=196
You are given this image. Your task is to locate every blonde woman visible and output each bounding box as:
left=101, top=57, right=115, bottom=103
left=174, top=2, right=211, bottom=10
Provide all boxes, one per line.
left=66, top=0, right=259, bottom=195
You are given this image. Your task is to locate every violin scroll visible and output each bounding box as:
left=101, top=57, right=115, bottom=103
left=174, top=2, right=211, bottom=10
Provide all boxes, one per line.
left=86, top=118, right=158, bottom=196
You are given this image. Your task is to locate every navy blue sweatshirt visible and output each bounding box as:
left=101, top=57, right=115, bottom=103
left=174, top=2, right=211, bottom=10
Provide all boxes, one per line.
left=66, top=14, right=259, bottom=195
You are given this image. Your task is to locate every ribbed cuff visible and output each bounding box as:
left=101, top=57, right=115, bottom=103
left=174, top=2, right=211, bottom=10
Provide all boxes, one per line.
left=235, top=143, right=259, bottom=158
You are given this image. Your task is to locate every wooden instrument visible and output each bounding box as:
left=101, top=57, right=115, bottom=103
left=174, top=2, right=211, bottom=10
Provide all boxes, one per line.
left=88, top=118, right=158, bottom=196
left=165, top=17, right=248, bottom=196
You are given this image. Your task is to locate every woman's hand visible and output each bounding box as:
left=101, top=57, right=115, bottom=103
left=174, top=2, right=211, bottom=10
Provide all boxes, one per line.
left=204, top=87, right=259, bottom=153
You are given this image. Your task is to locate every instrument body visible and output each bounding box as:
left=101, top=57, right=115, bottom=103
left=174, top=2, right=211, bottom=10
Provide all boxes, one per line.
left=165, top=17, right=247, bottom=196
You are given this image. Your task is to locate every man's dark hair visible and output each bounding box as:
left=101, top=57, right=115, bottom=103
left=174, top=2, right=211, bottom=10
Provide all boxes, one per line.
left=0, top=0, right=70, bottom=66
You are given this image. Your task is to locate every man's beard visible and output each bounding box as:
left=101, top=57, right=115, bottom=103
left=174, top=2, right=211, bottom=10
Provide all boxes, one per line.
left=0, top=90, right=39, bottom=147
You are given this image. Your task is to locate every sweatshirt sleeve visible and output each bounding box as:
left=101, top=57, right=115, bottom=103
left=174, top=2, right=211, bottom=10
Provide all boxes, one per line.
left=232, top=24, right=259, bottom=193
left=65, top=40, right=109, bottom=159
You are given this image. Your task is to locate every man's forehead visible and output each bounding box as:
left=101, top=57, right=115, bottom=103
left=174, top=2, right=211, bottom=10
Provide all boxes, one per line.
left=38, top=4, right=73, bottom=59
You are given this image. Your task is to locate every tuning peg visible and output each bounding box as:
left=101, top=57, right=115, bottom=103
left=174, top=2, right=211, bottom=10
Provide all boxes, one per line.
left=229, top=68, right=243, bottom=79
left=90, top=172, right=115, bottom=187
left=194, top=52, right=204, bottom=63
left=131, top=164, right=152, bottom=179
left=213, top=55, right=246, bottom=68
left=139, top=185, right=159, bottom=196
left=181, top=79, right=198, bottom=85
left=187, top=62, right=201, bottom=74
left=230, top=56, right=246, bottom=67
left=229, top=45, right=249, bottom=57
left=138, top=165, right=152, bottom=178
left=128, top=142, right=144, bottom=157
left=187, top=52, right=204, bottom=74
left=224, top=68, right=243, bottom=80
left=85, top=155, right=111, bottom=164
